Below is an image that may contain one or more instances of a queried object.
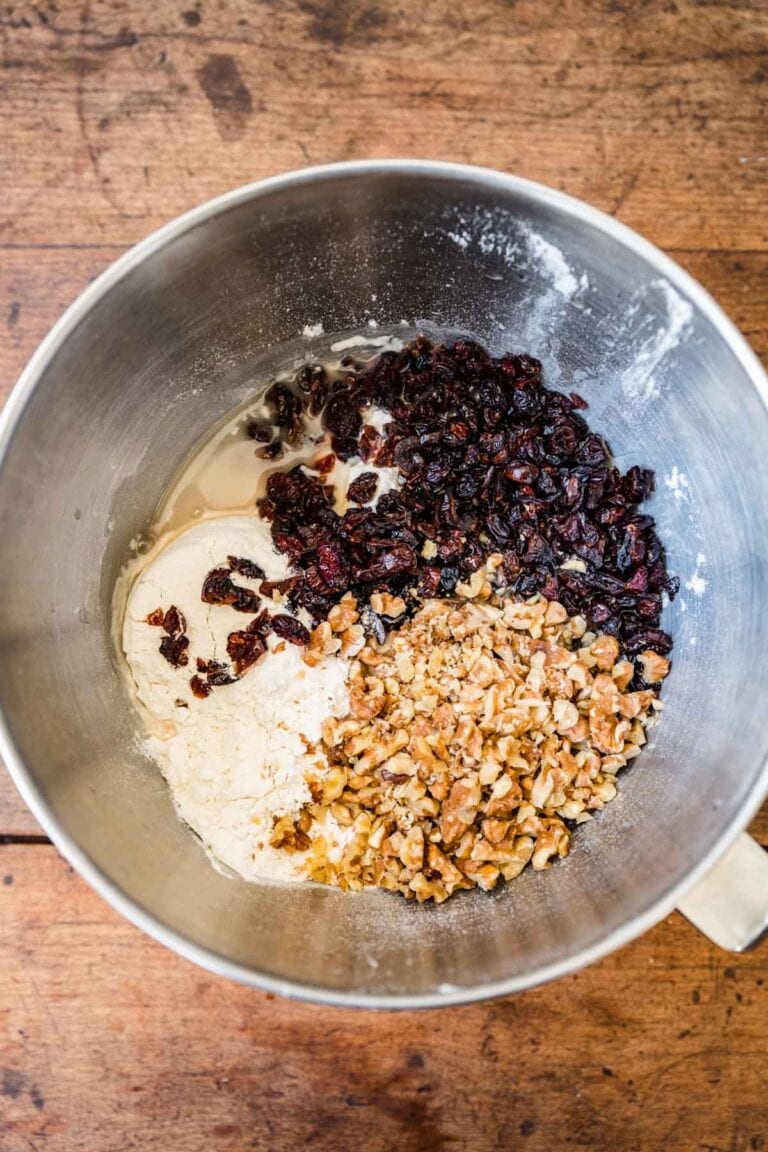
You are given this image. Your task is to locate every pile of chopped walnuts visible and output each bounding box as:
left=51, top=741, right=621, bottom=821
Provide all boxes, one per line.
left=271, top=571, right=669, bottom=903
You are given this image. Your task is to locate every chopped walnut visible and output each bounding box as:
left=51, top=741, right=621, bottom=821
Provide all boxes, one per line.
left=276, top=593, right=665, bottom=902
left=638, top=649, right=670, bottom=684
left=328, top=594, right=359, bottom=633
left=370, top=592, right=407, bottom=618
left=303, top=620, right=341, bottom=666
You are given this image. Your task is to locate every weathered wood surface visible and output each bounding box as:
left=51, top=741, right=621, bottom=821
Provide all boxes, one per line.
left=0, top=0, right=766, bottom=250
left=1, top=0, right=767, bottom=1148
left=1, top=845, right=767, bottom=1152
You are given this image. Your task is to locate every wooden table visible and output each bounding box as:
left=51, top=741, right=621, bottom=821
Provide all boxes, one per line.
left=1, top=2, right=767, bottom=1148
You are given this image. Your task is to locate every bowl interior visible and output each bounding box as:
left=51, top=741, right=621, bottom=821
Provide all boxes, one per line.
left=1, top=165, right=767, bottom=1003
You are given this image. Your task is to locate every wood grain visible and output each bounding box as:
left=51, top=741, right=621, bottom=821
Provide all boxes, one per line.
left=1, top=0, right=767, bottom=1148
left=1, top=0, right=766, bottom=250
left=0, top=845, right=767, bottom=1152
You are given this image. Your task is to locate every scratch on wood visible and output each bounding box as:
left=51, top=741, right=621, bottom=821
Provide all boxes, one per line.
left=73, top=4, right=126, bottom=218
left=611, top=167, right=642, bottom=217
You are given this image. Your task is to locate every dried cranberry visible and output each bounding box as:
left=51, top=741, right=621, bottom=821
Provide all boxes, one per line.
left=295, top=364, right=324, bottom=395
left=454, top=472, right=481, bottom=499
left=202, top=567, right=238, bottom=605
left=589, top=601, right=614, bottom=625
left=621, top=465, right=655, bottom=503
left=146, top=607, right=165, bottom=627
left=444, top=420, right=471, bottom=445
left=247, top=607, right=269, bottom=633
left=227, top=556, right=266, bottom=580
left=230, top=585, right=265, bottom=614
left=331, top=436, right=357, bottom=462
left=265, top=382, right=303, bottom=440
left=626, top=567, right=649, bottom=592
left=506, top=462, right=539, bottom=485
left=501, top=549, right=521, bottom=578
left=190, top=675, right=211, bottom=699
left=316, top=539, right=350, bottom=590
left=267, top=471, right=299, bottom=506
left=577, top=434, right=606, bottom=467
left=418, top=566, right=442, bottom=598
left=246, top=419, right=273, bottom=443
left=308, top=378, right=330, bottom=417
left=226, top=628, right=267, bottom=676
left=196, top=658, right=236, bottom=687
left=393, top=436, right=425, bottom=476
left=486, top=514, right=511, bottom=544
left=539, top=572, right=560, bottom=599
left=358, top=425, right=384, bottom=463
left=271, top=615, right=311, bottom=645
left=259, top=576, right=299, bottom=599
left=616, top=526, right=645, bottom=572
left=424, top=461, right=451, bottom=492
left=201, top=568, right=261, bottom=613
left=624, top=628, right=673, bottom=656
left=324, top=391, right=362, bottom=442
left=358, top=544, right=417, bottom=584
left=162, top=605, right=186, bottom=636
left=159, top=633, right=189, bottom=668
left=271, top=532, right=305, bottom=563
left=347, top=472, right=379, bottom=505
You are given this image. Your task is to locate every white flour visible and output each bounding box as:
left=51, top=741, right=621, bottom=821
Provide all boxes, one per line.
left=123, top=515, right=350, bottom=882
left=439, top=206, right=691, bottom=407
left=439, top=210, right=587, bottom=384
left=620, top=279, right=693, bottom=404
left=664, top=465, right=690, bottom=503
left=685, top=552, right=708, bottom=596
left=441, top=208, right=580, bottom=291
left=521, top=227, right=579, bottom=297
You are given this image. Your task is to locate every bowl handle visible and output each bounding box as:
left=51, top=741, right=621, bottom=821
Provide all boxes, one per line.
left=676, top=832, right=768, bottom=951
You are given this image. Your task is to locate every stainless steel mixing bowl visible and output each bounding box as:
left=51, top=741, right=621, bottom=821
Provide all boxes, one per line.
left=2, top=161, right=767, bottom=1007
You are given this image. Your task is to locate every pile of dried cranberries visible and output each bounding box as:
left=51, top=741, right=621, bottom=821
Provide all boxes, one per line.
left=256, top=336, right=677, bottom=657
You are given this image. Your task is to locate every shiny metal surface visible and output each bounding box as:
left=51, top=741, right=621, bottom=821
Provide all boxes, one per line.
left=1, top=161, right=767, bottom=1007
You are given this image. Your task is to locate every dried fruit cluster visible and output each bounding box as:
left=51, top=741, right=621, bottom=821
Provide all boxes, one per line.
left=273, top=575, right=668, bottom=902
left=145, top=604, right=190, bottom=668
left=257, top=337, right=677, bottom=658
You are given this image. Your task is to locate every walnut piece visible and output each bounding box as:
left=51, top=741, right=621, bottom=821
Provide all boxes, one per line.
left=638, top=649, right=671, bottom=684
